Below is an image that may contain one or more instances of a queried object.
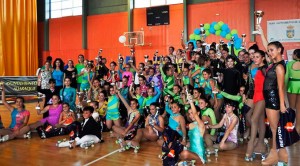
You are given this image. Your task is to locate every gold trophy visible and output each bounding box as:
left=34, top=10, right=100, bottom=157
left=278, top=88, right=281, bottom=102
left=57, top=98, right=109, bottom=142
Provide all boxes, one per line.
left=181, top=30, right=184, bottom=40
left=0, top=81, right=4, bottom=91
left=95, top=49, right=103, bottom=61
left=241, top=34, right=246, bottom=49
left=252, top=10, right=264, bottom=35
left=154, top=50, right=158, bottom=64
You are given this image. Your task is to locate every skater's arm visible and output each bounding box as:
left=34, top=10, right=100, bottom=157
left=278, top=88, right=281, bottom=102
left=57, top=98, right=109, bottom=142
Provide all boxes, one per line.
left=58, top=112, right=64, bottom=125
left=209, top=114, right=225, bottom=129
left=38, top=105, right=50, bottom=115
left=1, top=84, right=14, bottom=112
left=219, top=91, right=242, bottom=103
left=153, top=116, right=165, bottom=133
left=276, top=64, right=287, bottom=113
left=116, top=90, right=131, bottom=111
left=221, top=116, right=238, bottom=143
left=188, top=95, right=205, bottom=136
left=179, top=116, right=187, bottom=145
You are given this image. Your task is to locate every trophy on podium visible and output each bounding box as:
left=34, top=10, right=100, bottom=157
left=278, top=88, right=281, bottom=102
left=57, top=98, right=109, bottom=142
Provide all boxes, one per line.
left=199, top=24, right=206, bottom=44
left=118, top=53, right=124, bottom=64
left=241, top=34, right=247, bottom=49
left=144, top=55, right=149, bottom=63
left=252, top=11, right=264, bottom=35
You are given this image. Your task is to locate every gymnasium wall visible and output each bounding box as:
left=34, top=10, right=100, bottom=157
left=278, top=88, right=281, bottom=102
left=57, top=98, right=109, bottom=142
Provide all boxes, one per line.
left=39, top=0, right=300, bottom=65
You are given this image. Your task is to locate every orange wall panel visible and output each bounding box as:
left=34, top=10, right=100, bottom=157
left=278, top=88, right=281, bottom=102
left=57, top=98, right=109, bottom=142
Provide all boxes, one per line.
left=255, top=0, right=300, bottom=55
left=133, top=4, right=184, bottom=63
left=49, top=16, right=83, bottom=63
left=87, top=12, right=128, bottom=64
left=38, top=22, right=44, bottom=65
left=188, top=0, right=250, bottom=45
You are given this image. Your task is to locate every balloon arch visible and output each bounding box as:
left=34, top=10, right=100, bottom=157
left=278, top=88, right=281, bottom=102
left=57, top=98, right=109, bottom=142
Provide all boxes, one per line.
left=188, top=21, right=243, bottom=55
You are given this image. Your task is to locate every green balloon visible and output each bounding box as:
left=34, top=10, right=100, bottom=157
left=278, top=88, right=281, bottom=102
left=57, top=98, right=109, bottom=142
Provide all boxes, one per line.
left=204, top=23, right=210, bottom=30
left=218, top=21, right=224, bottom=27
left=214, top=24, right=221, bottom=30
left=231, top=29, right=238, bottom=35
left=195, top=35, right=201, bottom=41
left=216, top=30, right=221, bottom=36
left=205, top=31, right=210, bottom=36
left=225, top=34, right=232, bottom=40
left=189, top=34, right=195, bottom=40
left=234, top=48, right=241, bottom=56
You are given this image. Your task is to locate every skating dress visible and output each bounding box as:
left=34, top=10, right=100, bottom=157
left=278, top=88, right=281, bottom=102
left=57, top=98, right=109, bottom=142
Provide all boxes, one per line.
left=263, top=60, right=285, bottom=110
left=106, top=95, right=120, bottom=120
left=188, top=121, right=206, bottom=164
left=253, top=65, right=267, bottom=103
left=285, top=60, right=300, bottom=94
left=40, top=104, right=63, bottom=126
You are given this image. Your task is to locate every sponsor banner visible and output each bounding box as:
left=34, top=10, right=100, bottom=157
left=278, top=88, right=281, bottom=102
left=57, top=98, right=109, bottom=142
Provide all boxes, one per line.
left=267, top=19, right=300, bottom=42
left=0, top=76, right=37, bottom=96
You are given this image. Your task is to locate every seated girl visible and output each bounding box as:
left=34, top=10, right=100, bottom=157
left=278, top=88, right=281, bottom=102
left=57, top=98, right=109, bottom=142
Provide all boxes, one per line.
left=179, top=94, right=206, bottom=165
left=0, top=85, right=30, bottom=142
left=133, top=103, right=164, bottom=145
left=205, top=101, right=239, bottom=151
left=24, top=95, right=63, bottom=139
left=113, top=90, right=141, bottom=151
left=57, top=106, right=102, bottom=149
left=57, top=103, right=75, bottom=128
left=159, top=98, right=187, bottom=166
left=198, top=97, right=217, bottom=136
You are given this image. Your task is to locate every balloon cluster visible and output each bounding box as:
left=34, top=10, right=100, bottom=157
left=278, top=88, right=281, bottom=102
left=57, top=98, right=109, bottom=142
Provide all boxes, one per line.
left=188, top=21, right=243, bottom=55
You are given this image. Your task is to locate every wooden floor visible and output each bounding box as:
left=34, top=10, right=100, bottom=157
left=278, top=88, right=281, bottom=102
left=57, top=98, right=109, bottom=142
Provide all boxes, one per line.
left=0, top=99, right=300, bottom=166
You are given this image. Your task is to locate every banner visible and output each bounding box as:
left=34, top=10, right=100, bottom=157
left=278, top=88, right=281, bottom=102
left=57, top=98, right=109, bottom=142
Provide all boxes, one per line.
left=0, top=76, right=37, bottom=96
left=267, top=19, right=300, bottom=42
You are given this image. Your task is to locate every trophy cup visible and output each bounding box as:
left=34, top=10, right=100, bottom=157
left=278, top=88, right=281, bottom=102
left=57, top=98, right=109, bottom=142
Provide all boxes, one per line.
left=0, top=81, right=4, bottom=91
left=252, top=10, right=264, bottom=35
left=230, top=36, right=235, bottom=44
left=219, top=39, right=224, bottom=45
left=35, top=92, right=44, bottom=110
left=95, top=49, right=103, bottom=61
left=118, top=53, right=124, bottom=64
left=241, top=34, right=247, bottom=49
left=154, top=50, right=158, bottom=64
left=144, top=55, right=149, bottom=63
left=200, top=24, right=206, bottom=44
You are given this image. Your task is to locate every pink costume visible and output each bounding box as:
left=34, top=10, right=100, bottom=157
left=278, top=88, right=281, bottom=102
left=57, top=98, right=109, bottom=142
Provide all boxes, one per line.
left=40, top=104, right=62, bottom=126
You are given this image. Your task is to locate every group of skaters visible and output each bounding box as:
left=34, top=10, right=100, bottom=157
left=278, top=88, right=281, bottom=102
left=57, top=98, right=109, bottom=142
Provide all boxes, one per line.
left=0, top=26, right=300, bottom=166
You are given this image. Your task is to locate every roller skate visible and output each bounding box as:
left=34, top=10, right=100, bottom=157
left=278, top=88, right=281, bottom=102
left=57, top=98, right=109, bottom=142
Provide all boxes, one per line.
left=115, top=138, right=125, bottom=152
left=244, top=153, right=255, bottom=162
left=277, top=162, right=288, bottom=166
left=68, top=140, right=75, bottom=149
left=23, top=131, right=31, bottom=139
left=0, top=135, right=9, bottom=142
left=80, top=141, right=95, bottom=149
left=158, top=152, right=166, bottom=159
left=177, top=160, right=196, bottom=166
left=56, top=138, right=67, bottom=146
left=206, top=148, right=218, bottom=157
left=125, top=142, right=140, bottom=153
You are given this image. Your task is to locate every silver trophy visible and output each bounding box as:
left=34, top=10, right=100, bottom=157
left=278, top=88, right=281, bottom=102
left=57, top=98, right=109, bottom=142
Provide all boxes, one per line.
left=35, top=92, right=44, bottom=110
left=181, top=30, right=184, bottom=40
left=252, top=10, right=264, bottom=35
left=230, top=36, right=235, bottom=44
left=241, top=34, right=246, bottom=49
left=118, top=53, right=124, bottom=64
left=95, top=49, right=103, bottom=61
left=200, top=24, right=206, bottom=43
left=154, top=50, right=158, bottom=64
left=144, top=55, right=149, bottom=63
left=219, top=39, right=224, bottom=45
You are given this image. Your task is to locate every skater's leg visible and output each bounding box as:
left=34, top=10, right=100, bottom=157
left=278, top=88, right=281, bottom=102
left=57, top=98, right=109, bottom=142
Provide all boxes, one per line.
left=180, top=150, right=204, bottom=165
left=219, top=141, right=237, bottom=151
left=112, top=126, right=125, bottom=138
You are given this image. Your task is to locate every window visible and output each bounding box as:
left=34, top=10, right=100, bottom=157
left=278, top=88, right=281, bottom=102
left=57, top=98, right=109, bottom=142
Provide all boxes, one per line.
left=50, top=0, right=82, bottom=18
left=135, top=0, right=183, bottom=8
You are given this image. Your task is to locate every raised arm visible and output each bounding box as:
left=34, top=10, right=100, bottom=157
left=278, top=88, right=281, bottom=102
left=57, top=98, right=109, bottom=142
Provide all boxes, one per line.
left=257, top=25, right=268, bottom=51
left=188, top=94, right=205, bottom=136
left=37, top=105, right=50, bottom=115
left=1, top=84, right=14, bottom=112
left=116, top=90, right=131, bottom=111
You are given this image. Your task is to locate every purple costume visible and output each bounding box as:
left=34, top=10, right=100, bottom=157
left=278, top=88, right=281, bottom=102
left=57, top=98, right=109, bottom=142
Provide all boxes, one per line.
left=40, top=104, right=62, bottom=126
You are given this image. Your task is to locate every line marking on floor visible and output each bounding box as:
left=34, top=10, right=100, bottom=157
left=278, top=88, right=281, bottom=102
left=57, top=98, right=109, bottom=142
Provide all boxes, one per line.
left=83, top=148, right=121, bottom=166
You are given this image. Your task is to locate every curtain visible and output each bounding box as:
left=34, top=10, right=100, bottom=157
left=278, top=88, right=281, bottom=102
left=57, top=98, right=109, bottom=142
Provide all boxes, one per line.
left=0, top=0, right=38, bottom=76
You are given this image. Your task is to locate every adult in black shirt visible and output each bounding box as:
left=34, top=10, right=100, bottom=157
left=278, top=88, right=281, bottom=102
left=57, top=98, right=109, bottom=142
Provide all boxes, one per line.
left=37, top=79, right=60, bottom=118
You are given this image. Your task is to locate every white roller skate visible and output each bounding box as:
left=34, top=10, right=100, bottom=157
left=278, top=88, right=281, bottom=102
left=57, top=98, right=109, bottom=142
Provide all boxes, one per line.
left=177, top=160, right=196, bottom=166
left=0, top=135, right=9, bottom=142
left=277, top=161, right=288, bottom=166
left=125, top=141, right=140, bottom=153
left=23, top=131, right=31, bottom=139
left=69, top=140, right=75, bottom=149
left=244, top=153, right=255, bottom=162
left=116, top=138, right=125, bottom=152
left=206, top=149, right=218, bottom=157
left=56, top=138, right=67, bottom=147
left=80, top=141, right=95, bottom=149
